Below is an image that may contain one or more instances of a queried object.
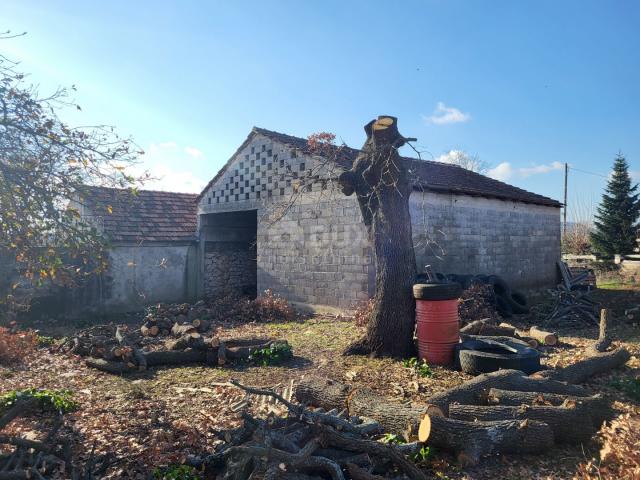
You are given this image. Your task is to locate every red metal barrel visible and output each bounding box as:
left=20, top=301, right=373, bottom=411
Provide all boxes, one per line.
left=415, top=298, right=460, bottom=365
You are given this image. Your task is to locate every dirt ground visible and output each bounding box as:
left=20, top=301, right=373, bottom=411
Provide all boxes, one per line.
left=2, top=285, right=639, bottom=479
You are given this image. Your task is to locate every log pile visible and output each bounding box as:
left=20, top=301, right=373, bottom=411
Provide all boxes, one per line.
left=295, top=318, right=629, bottom=466
left=0, top=397, right=114, bottom=479
left=60, top=325, right=291, bottom=374
left=189, top=381, right=428, bottom=480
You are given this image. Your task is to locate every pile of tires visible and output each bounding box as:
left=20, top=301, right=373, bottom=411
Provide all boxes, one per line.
left=415, top=273, right=529, bottom=318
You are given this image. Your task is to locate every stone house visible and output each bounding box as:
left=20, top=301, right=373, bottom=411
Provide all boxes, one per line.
left=197, top=127, right=562, bottom=309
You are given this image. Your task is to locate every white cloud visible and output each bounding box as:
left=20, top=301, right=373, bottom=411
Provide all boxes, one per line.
left=424, top=102, right=471, bottom=125
left=184, top=146, right=204, bottom=158
left=487, top=161, right=563, bottom=182
left=135, top=142, right=206, bottom=193
left=487, top=162, right=514, bottom=181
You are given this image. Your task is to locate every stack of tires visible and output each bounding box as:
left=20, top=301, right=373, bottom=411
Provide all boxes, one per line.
left=417, top=273, right=529, bottom=318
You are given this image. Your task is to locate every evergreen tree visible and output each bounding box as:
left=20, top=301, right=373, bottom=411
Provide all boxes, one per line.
left=591, top=153, right=640, bottom=256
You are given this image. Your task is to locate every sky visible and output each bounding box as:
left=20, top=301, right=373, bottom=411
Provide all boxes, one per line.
left=3, top=0, right=639, bottom=220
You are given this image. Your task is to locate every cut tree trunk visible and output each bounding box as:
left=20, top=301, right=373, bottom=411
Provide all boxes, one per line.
left=426, top=369, right=589, bottom=415
left=144, top=349, right=217, bottom=367
left=448, top=403, right=594, bottom=443
left=425, top=416, right=553, bottom=466
left=535, top=346, right=630, bottom=384
left=339, top=116, right=417, bottom=358
left=85, top=357, right=137, bottom=374
left=295, top=378, right=352, bottom=411
left=486, top=388, right=610, bottom=427
left=528, top=326, right=558, bottom=346
left=171, top=323, right=198, bottom=337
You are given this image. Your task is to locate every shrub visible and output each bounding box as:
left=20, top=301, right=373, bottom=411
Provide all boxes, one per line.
left=0, top=388, right=77, bottom=413
left=0, top=327, right=37, bottom=364
left=153, top=465, right=200, bottom=480
left=402, top=357, right=432, bottom=377
left=352, top=298, right=374, bottom=327
left=247, top=342, right=293, bottom=366
left=252, top=289, right=296, bottom=323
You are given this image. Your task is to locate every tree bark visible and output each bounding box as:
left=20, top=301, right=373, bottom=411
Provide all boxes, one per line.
left=339, top=116, right=417, bottom=358
left=426, top=369, right=589, bottom=415
left=486, top=388, right=610, bottom=427
left=425, top=416, right=553, bottom=466
left=448, top=403, right=594, bottom=443
left=534, top=346, right=630, bottom=384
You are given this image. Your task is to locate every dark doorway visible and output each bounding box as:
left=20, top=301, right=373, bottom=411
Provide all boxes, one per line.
left=200, top=210, right=257, bottom=298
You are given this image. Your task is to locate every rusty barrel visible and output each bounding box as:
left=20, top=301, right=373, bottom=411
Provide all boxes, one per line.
left=413, top=283, right=462, bottom=365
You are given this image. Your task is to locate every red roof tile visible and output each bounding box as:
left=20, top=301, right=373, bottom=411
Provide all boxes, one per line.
left=79, top=186, right=197, bottom=243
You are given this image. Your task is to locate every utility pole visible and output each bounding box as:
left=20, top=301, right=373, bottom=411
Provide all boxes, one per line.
left=563, top=162, right=568, bottom=234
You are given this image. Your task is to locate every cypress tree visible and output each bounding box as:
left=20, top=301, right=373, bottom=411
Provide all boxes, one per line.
left=591, top=153, right=640, bottom=257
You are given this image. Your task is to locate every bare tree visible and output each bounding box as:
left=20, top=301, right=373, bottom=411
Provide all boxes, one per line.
left=437, top=150, right=488, bottom=174
left=0, top=32, right=145, bottom=312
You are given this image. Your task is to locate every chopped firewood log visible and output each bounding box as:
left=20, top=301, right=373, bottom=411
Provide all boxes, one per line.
left=171, top=322, right=197, bottom=337
left=486, top=388, right=610, bottom=427
left=144, top=349, right=217, bottom=367
left=461, top=321, right=539, bottom=348
left=85, top=357, right=138, bottom=374
left=448, top=402, right=595, bottom=443
left=165, top=333, right=206, bottom=351
left=346, top=386, right=443, bottom=440
left=528, top=326, right=558, bottom=346
left=140, top=323, right=159, bottom=337
left=191, top=318, right=210, bottom=331
left=423, top=416, right=553, bottom=466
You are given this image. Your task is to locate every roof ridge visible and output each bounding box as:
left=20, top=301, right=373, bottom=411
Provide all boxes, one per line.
left=82, top=185, right=199, bottom=197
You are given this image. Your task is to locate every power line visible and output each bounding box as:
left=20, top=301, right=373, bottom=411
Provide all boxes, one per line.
left=568, top=166, right=608, bottom=179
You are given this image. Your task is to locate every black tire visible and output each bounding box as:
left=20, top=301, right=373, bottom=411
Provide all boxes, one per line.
left=413, top=283, right=462, bottom=300
left=486, top=275, right=512, bottom=297
left=495, top=294, right=513, bottom=318
left=508, top=290, right=530, bottom=314
left=458, top=339, right=541, bottom=375
left=470, top=274, right=489, bottom=285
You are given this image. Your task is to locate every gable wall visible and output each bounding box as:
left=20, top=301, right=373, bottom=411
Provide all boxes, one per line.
left=198, top=134, right=372, bottom=308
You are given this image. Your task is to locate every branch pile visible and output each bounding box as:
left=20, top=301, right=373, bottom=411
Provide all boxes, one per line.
left=296, top=317, right=629, bottom=466
left=60, top=325, right=291, bottom=374
left=544, top=287, right=599, bottom=327
left=0, top=395, right=114, bottom=479
left=458, top=284, right=500, bottom=325
left=189, top=381, right=427, bottom=480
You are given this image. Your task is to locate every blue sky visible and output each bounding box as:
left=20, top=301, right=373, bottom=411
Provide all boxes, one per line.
left=3, top=1, right=639, bottom=219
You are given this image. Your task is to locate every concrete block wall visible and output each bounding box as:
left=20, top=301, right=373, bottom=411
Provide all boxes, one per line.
left=256, top=194, right=372, bottom=308
left=410, top=191, right=561, bottom=289
left=198, top=133, right=373, bottom=308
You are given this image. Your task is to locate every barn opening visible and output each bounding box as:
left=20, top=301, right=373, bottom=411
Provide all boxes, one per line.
left=199, top=210, right=257, bottom=298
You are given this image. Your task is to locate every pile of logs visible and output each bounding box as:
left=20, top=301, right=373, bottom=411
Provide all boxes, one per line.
left=60, top=325, right=290, bottom=374
left=0, top=396, right=114, bottom=479
left=460, top=318, right=559, bottom=348
left=189, top=381, right=428, bottom=480
left=295, top=314, right=630, bottom=466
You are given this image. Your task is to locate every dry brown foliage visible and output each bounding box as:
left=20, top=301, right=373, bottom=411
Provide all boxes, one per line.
left=0, top=326, right=37, bottom=364
left=207, top=289, right=296, bottom=324
left=562, top=221, right=593, bottom=255
left=458, top=283, right=499, bottom=325
left=576, top=410, right=640, bottom=479
left=352, top=298, right=374, bottom=327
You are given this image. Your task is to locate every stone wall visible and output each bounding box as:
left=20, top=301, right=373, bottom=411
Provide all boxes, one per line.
left=410, top=191, right=561, bottom=289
